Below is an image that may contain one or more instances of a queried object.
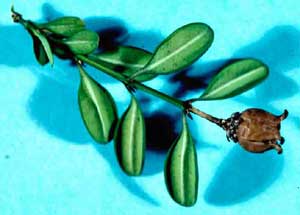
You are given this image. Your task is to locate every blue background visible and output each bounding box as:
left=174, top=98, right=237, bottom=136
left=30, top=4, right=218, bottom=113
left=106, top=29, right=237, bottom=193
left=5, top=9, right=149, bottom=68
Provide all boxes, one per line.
left=0, top=0, right=299, bottom=214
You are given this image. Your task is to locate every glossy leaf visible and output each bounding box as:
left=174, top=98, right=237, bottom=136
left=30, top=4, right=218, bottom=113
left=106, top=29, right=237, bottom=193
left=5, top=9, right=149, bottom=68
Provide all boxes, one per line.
left=200, top=59, right=269, bottom=100
left=164, top=115, right=198, bottom=207
left=114, top=95, right=145, bottom=175
left=33, top=36, right=49, bottom=65
left=27, top=23, right=54, bottom=66
left=39, top=16, right=85, bottom=37
left=78, top=65, right=118, bottom=143
left=63, top=30, right=99, bottom=55
left=131, top=23, right=213, bottom=78
left=90, top=46, right=156, bottom=82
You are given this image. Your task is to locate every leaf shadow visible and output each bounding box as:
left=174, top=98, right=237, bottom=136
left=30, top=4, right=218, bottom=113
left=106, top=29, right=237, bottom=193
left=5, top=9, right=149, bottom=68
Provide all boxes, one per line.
left=201, top=25, right=300, bottom=206
left=138, top=94, right=221, bottom=176
left=27, top=73, right=91, bottom=143
left=162, top=25, right=300, bottom=206
left=169, top=60, right=224, bottom=98
left=85, top=16, right=128, bottom=51
left=169, top=25, right=300, bottom=112
left=204, top=146, right=284, bottom=206
left=1, top=3, right=165, bottom=206
left=4, top=3, right=299, bottom=207
left=141, top=106, right=180, bottom=176
left=232, top=25, right=300, bottom=113
left=92, top=142, right=160, bottom=206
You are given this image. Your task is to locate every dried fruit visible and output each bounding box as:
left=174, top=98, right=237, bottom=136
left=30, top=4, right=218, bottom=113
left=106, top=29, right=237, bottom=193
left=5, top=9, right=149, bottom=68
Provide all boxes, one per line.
left=220, top=108, right=288, bottom=154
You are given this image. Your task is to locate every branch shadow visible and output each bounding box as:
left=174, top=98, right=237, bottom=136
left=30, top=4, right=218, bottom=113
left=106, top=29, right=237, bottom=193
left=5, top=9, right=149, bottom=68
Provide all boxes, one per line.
left=169, top=60, right=225, bottom=98
left=138, top=93, right=221, bottom=176
left=232, top=25, right=300, bottom=113
left=204, top=146, right=284, bottom=206
left=163, top=25, right=300, bottom=206
left=201, top=25, right=300, bottom=206
left=0, top=3, right=164, bottom=206
left=92, top=142, right=160, bottom=206
left=27, top=73, right=91, bottom=144
left=4, top=3, right=299, bottom=207
left=170, top=25, right=300, bottom=112
left=142, top=105, right=179, bottom=176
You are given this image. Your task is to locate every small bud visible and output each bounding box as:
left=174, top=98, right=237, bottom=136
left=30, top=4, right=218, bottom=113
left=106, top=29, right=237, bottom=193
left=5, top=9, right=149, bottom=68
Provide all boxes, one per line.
left=11, top=5, right=22, bottom=23
left=222, top=108, right=288, bottom=154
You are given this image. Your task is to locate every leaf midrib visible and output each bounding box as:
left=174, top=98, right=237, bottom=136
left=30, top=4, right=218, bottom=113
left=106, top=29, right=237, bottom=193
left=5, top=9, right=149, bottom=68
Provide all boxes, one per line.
left=202, top=66, right=264, bottom=98
left=96, top=56, right=146, bottom=69
left=84, top=78, right=107, bottom=136
left=66, top=40, right=94, bottom=45
left=146, top=29, right=208, bottom=72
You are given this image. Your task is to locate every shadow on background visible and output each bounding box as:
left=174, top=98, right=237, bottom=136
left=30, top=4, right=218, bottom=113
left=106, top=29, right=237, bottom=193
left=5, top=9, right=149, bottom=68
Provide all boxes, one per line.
left=233, top=25, right=300, bottom=112
left=204, top=146, right=284, bottom=206
left=0, top=3, right=163, bottom=206
left=141, top=106, right=180, bottom=176
left=169, top=60, right=226, bottom=97
left=202, top=25, right=300, bottom=206
left=169, top=25, right=300, bottom=107
left=93, top=142, right=160, bottom=206
left=2, top=3, right=300, bottom=206
left=27, top=74, right=91, bottom=143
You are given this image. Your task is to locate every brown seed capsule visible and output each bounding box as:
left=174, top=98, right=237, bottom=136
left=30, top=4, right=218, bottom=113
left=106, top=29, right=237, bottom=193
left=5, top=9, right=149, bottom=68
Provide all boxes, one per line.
left=221, top=108, right=288, bottom=154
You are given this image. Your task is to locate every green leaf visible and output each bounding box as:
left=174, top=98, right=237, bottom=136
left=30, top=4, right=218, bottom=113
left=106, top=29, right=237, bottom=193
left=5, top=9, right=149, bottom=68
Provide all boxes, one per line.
left=90, top=46, right=156, bottom=82
left=78, top=65, right=118, bottom=143
left=63, top=30, right=99, bottom=55
left=200, top=59, right=269, bottom=100
left=131, top=22, right=213, bottom=78
left=164, top=114, right=198, bottom=207
left=114, top=95, right=145, bottom=175
left=33, top=35, right=49, bottom=65
left=39, top=16, right=85, bottom=37
left=27, top=23, right=54, bottom=66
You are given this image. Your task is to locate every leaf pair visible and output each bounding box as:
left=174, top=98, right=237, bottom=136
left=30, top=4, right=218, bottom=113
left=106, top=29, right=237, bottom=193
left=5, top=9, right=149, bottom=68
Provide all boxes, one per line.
left=89, top=23, right=213, bottom=82
left=28, top=17, right=99, bottom=66
left=39, top=16, right=85, bottom=37
left=40, top=17, right=99, bottom=55
left=78, top=66, right=145, bottom=175
left=90, top=46, right=156, bottom=82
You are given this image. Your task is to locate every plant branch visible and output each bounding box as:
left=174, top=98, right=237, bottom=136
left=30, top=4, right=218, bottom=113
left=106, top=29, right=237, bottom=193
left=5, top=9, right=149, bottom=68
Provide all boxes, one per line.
left=188, top=106, right=223, bottom=127
left=11, top=8, right=225, bottom=128
left=76, top=55, right=225, bottom=126
left=76, top=55, right=185, bottom=109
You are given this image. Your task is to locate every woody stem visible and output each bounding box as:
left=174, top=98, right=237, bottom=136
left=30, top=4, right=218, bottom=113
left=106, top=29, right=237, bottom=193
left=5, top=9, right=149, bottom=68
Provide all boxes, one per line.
left=187, top=106, right=223, bottom=127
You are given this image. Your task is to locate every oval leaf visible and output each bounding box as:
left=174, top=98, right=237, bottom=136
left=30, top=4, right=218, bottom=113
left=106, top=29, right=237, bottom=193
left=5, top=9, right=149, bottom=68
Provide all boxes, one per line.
left=164, top=115, right=198, bottom=207
left=63, top=30, right=99, bottom=55
left=39, top=16, right=85, bottom=37
left=90, top=46, right=156, bottom=82
left=27, top=22, right=54, bottom=66
left=200, top=59, right=269, bottom=100
left=131, top=22, right=213, bottom=78
left=114, top=95, right=145, bottom=175
left=78, top=65, right=118, bottom=143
